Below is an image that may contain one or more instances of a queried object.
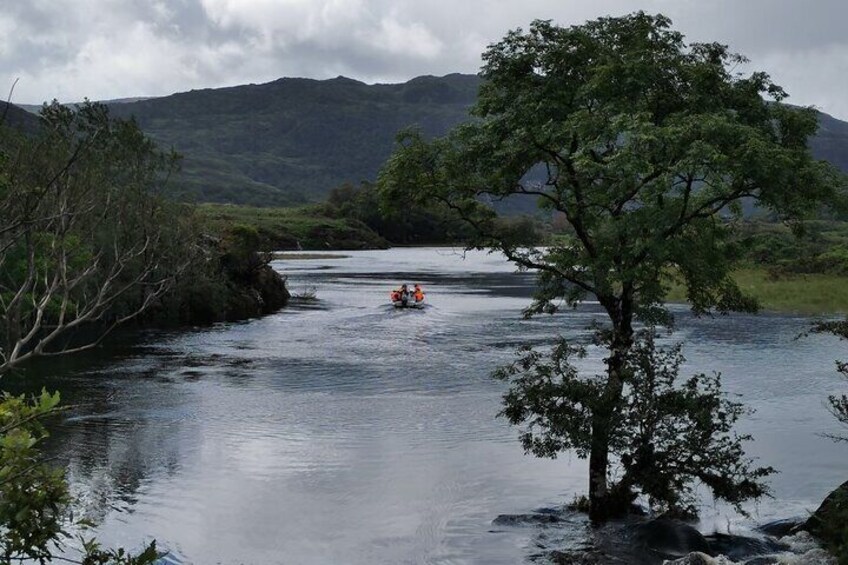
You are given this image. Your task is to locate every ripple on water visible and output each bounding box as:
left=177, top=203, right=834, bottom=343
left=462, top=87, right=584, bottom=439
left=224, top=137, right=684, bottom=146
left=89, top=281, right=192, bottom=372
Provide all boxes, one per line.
left=20, top=248, right=848, bottom=564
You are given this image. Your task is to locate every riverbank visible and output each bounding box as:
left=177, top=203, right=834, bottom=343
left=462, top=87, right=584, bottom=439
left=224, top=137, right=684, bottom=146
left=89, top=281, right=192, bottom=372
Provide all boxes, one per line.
left=666, top=267, right=848, bottom=315
left=198, top=203, right=389, bottom=250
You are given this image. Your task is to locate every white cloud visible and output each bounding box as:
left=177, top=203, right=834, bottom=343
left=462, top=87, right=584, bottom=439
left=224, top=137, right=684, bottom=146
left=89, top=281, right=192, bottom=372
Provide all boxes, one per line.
left=2, top=0, right=848, bottom=119
left=369, top=16, right=443, bottom=59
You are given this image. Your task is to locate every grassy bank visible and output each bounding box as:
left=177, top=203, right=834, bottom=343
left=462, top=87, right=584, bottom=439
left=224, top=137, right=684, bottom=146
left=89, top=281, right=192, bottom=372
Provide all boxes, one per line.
left=198, top=203, right=388, bottom=251
left=667, top=267, right=848, bottom=315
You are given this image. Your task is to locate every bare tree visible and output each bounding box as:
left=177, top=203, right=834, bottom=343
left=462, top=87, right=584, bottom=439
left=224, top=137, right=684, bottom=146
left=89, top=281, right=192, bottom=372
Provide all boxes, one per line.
left=0, top=101, right=191, bottom=373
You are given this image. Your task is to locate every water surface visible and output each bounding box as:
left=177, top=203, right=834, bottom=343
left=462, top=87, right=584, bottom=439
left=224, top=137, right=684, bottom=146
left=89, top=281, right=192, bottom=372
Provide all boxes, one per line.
left=19, top=248, right=848, bottom=564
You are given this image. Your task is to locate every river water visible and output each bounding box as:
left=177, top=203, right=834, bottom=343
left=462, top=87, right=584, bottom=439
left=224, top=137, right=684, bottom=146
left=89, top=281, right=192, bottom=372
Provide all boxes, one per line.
left=15, top=248, right=848, bottom=564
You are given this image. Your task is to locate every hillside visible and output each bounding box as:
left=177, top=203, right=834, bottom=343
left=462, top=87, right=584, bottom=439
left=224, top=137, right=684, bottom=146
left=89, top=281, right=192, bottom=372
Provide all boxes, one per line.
left=26, top=75, right=848, bottom=207
left=0, top=101, right=41, bottom=134
left=109, top=74, right=480, bottom=206
left=810, top=110, right=848, bottom=173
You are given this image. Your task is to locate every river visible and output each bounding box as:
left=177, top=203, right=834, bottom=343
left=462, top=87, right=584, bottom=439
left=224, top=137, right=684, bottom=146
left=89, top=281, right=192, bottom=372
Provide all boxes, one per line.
left=14, top=248, right=848, bottom=564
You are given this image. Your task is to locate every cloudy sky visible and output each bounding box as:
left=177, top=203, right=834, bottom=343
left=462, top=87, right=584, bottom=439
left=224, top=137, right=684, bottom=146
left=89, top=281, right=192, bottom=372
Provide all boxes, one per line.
left=2, top=0, right=846, bottom=117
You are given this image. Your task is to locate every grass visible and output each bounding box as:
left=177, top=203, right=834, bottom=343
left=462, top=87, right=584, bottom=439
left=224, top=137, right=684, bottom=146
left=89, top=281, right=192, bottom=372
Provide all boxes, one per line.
left=196, top=203, right=388, bottom=251
left=666, top=267, right=848, bottom=315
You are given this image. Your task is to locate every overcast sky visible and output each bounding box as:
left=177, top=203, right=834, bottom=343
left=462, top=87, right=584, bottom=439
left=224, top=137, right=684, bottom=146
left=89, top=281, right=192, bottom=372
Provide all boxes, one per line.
left=2, top=0, right=846, bottom=118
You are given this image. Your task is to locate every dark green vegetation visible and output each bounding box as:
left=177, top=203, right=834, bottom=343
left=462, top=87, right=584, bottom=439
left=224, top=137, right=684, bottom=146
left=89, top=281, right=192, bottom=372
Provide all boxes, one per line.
left=0, top=102, right=290, bottom=562
left=105, top=74, right=480, bottom=205
left=195, top=181, right=502, bottom=250
left=197, top=202, right=389, bottom=251
left=24, top=70, right=826, bottom=208
left=379, top=13, right=842, bottom=522
left=495, top=331, right=771, bottom=518
left=663, top=221, right=848, bottom=314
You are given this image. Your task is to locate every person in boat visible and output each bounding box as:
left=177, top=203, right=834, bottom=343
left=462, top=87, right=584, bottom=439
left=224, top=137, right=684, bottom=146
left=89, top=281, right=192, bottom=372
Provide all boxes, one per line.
left=413, top=284, right=425, bottom=303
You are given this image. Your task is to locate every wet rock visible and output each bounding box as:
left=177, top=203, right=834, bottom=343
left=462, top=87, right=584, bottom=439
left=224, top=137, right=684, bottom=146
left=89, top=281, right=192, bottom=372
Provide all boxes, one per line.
left=492, top=513, right=566, bottom=526
left=804, top=479, right=848, bottom=555
left=756, top=518, right=804, bottom=538
left=632, top=518, right=713, bottom=559
left=704, top=533, right=788, bottom=561
left=661, top=552, right=717, bottom=565
left=741, top=557, right=779, bottom=565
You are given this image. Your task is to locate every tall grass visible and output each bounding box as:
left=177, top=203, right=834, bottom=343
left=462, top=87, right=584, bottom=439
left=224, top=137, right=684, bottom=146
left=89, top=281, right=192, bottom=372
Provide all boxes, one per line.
left=666, top=268, right=848, bottom=314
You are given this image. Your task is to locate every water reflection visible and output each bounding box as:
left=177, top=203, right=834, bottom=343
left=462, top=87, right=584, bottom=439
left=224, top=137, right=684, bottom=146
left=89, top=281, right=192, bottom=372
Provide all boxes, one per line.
left=10, top=248, right=848, bottom=564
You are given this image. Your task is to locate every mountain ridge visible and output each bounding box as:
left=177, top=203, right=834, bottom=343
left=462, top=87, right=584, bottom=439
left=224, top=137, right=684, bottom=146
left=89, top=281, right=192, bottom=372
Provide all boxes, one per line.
left=9, top=74, right=848, bottom=206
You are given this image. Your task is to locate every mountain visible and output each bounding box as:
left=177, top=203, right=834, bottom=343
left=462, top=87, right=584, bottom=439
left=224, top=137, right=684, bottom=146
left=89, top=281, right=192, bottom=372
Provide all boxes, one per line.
left=18, top=75, right=848, bottom=207
left=0, top=101, right=41, bottom=134
left=17, top=97, right=156, bottom=115
left=809, top=110, right=848, bottom=173
left=108, top=74, right=480, bottom=206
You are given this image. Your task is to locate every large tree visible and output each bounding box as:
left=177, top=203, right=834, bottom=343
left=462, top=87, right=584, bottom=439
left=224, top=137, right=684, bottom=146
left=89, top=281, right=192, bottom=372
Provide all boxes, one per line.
left=0, top=102, right=191, bottom=373
left=379, top=13, right=841, bottom=521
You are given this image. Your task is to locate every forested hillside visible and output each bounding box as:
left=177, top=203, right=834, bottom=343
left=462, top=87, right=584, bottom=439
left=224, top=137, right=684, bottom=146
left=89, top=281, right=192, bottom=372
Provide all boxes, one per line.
left=107, top=74, right=480, bottom=205
left=16, top=75, right=848, bottom=207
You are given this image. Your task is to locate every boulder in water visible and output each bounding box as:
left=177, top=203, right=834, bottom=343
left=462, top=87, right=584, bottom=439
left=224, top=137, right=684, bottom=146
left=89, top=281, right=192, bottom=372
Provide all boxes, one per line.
left=632, top=518, right=713, bottom=559
left=756, top=518, right=804, bottom=538
left=661, top=551, right=719, bottom=564
left=804, top=479, right=848, bottom=558
left=704, top=532, right=788, bottom=561
left=492, top=512, right=565, bottom=526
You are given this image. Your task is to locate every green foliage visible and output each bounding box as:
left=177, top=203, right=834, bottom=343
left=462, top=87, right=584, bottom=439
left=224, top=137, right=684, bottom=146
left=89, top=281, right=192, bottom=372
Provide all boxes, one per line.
left=0, top=101, right=195, bottom=369
left=380, top=12, right=839, bottom=520
left=323, top=181, right=479, bottom=245
left=0, top=390, right=67, bottom=563
left=0, top=391, right=158, bottom=564
left=495, top=330, right=773, bottom=517
left=738, top=220, right=848, bottom=276
left=197, top=202, right=389, bottom=250
left=80, top=539, right=160, bottom=565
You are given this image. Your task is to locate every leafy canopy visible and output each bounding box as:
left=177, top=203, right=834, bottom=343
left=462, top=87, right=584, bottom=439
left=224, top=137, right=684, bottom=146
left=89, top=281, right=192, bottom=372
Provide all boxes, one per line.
left=380, top=12, right=841, bottom=323
left=494, top=331, right=774, bottom=516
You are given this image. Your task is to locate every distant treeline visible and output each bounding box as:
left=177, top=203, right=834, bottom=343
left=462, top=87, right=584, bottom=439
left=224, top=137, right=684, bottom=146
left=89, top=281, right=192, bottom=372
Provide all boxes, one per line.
left=196, top=181, right=542, bottom=251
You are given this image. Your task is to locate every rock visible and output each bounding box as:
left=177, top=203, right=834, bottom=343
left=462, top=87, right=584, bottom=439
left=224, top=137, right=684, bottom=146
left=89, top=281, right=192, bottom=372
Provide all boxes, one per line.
left=804, top=479, right=848, bottom=555
left=704, top=532, right=788, bottom=561
left=661, top=551, right=718, bottom=565
left=547, top=549, right=602, bottom=564
left=253, top=264, right=290, bottom=313
left=492, top=513, right=565, bottom=526
left=741, top=557, right=779, bottom=565
left=632, top=518, right=713, bottom=559
left=756, top=518, right=805, bottom=538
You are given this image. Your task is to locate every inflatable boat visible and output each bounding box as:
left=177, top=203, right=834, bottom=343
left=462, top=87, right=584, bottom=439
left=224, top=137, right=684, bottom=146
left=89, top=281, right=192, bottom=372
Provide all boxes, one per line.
left=390, top=288, right=425, bottom=308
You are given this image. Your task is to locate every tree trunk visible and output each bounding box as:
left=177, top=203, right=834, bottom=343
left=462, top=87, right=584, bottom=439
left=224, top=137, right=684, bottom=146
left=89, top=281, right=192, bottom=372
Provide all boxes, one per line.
left=588, top=413, right=611, bottom=522
left=588, top=294, right=633, bottom=523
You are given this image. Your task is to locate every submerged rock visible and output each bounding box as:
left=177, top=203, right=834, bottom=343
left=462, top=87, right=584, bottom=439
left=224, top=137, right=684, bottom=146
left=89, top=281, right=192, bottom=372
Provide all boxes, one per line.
left=492, top=512, right=566, bottom=526
left=756, top=518, right=805, bottom=539
left=704, top=533, right=788, bottom=561
left=632, top=518, right=713, bottom=559
left=661, top=552, right=725, bottom=565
